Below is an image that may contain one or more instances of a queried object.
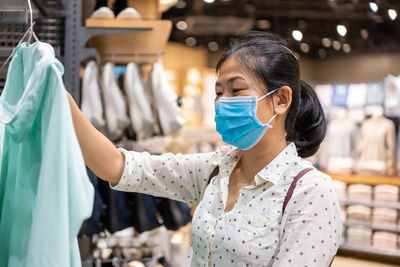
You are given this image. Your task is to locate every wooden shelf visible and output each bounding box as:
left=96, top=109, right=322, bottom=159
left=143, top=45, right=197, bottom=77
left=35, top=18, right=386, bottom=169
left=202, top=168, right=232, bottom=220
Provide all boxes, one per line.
left=325, top=172, right=400, bottom=186
left=340, top=199, right=400, bottom=209
left=339, top=243, right=400, bottom=258
left=85, top=19, right=167, bottom=29
left=344, top=219, right=400, bottom=233
left=84, top=19, right=172, bottom=64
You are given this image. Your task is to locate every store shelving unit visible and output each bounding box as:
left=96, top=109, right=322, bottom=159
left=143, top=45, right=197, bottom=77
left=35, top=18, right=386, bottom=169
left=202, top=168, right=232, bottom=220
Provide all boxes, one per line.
left=339, top=198, right=400, bottom=210
left=328, top=173, right=400, bottom=264
left=64, top=0, right=172, bottom=103
left=340, top=243, right=400, bottom=259
left=344, top=219, right=400, bottom=233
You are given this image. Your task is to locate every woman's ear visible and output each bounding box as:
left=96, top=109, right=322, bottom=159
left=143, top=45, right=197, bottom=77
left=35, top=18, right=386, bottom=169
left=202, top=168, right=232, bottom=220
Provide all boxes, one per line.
left=273, top=86, right=292, bottom=115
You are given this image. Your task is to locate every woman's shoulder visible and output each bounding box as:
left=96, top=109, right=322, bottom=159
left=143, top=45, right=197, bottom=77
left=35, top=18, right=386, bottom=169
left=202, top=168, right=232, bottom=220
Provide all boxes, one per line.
left=294, top=158, right=337, bottom=197
left=212, top=145, right=241, bottom=164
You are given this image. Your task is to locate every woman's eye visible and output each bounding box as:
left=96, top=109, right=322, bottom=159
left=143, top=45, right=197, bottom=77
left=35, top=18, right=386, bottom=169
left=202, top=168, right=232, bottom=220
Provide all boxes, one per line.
left=215, top=92, right=223, bottom=97
left=232, top=88, right=244, bottom=94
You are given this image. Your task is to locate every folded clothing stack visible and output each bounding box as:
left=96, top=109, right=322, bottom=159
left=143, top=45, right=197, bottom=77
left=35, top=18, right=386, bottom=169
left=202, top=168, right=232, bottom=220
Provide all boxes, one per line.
left=347, top=205, right=371, bottom=221
left=374, top=185, right=399, bottom=202
left=333, top=180, right=347, bottom=200
left=347, top=184, right=373, bottom=201
left=398, top=235, right=400, bottom=249
left=372, top=231, right=398, bottom=250
left=372, top=207, right=398, bottom=226
left=346, top=226, right=372, bottom=246
left=340, top=205, right=347, bottom=221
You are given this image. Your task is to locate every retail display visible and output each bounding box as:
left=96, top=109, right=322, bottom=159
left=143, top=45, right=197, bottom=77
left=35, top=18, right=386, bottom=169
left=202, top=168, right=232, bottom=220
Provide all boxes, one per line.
left=320, top=109, right=358, bottom=174
left=314, top=77, right=399, bottom=177
left=81, top=60, right=106, bottom=131
left=150, top=62, right=186, bottom=135
left=332, top=176, right=400, bottom=259
left=384, top=75, right=400, bottom=117
left=101, top=62, right=130, bottom=140
left=2, top=0, right=400, bottom=265
left=0, top=42, right=94, bottom=267
left=81, top=60, right=185, bottom=141
left=123, top=62, right=155, bottom=140
left=356, top=110, right=396, bottom=176
left=332, top=84, right=349, bottom=107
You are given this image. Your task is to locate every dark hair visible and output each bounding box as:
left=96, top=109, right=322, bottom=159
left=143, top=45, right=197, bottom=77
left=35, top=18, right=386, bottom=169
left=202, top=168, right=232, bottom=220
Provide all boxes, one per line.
left=216, top=31, right=326, bottom=157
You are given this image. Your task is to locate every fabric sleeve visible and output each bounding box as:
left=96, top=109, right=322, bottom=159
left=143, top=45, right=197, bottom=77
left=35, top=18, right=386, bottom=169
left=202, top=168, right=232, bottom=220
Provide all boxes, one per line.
left=386, top=121, right=396, bottom=175
left=110, top=148, right=217, bottom=205
left=272, top=172, right=342, bottom=267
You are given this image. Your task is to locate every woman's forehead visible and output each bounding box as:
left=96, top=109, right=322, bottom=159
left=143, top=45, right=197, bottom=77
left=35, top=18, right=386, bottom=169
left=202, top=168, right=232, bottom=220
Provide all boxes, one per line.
left=217, top=57, right=265, bottom=91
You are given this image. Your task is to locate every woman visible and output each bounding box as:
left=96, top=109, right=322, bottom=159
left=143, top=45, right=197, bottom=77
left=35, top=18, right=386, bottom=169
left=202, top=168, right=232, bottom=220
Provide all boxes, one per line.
left=68, top=32, right=341, bottom=266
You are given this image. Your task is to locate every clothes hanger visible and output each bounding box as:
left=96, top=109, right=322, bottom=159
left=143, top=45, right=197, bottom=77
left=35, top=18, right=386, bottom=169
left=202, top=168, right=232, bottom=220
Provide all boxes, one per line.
left=0, top=0, right=39, bottom=73
left=26, top=0, right=39, bottom=43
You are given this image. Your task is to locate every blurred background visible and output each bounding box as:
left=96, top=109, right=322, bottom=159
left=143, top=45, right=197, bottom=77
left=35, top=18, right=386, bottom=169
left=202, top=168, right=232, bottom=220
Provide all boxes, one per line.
left=1, top=1, right=400, bottom=266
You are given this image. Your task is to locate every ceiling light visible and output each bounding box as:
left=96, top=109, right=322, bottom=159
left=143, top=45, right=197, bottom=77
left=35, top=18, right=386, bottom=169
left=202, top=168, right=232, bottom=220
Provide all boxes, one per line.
left=203, top=0, right=215, bottom=3
left=300, top=43, right=310, bottom=53
left=292, top=30, right=303, bottom=42
left=256, top=19, right=271, bottom=30
left=185, top=37, right=197, bottom=46
left=208, top=41, right=219, bottom=51
left=360, top=28, right=369, bottom=39
left=176, top=0, right=186, bottom=8
left=332, top=41, right=341, bottom=50
left=176, top=21, right=187, bottom=31
left=369, top=2, right=378, bottom=13
left=322, top=38, right=332, bottom=48
left=388, top=9, right=397, bottom=20
left=318, top=49, right=327, bottom=58
left=337, top=24, right=347, bottom=37
left=343, top=43, right=351, bottom=53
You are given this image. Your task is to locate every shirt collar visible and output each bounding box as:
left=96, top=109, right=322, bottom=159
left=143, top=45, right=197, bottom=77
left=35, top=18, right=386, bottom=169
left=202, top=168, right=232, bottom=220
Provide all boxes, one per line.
left=255, top=142, right=299, bottom=185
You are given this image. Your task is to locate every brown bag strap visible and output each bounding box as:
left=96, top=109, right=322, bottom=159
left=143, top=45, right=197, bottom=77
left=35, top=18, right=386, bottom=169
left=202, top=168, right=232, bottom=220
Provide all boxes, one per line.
left=207, top=166, right=220, bottom=185
left=282, top=168, right=313, bottom=215
left=282, top=168, right=336, bottom=266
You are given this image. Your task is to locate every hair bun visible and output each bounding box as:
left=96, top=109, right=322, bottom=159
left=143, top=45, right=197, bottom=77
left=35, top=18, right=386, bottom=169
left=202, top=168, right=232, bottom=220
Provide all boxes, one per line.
left=288, top=81, right=327, bottom=158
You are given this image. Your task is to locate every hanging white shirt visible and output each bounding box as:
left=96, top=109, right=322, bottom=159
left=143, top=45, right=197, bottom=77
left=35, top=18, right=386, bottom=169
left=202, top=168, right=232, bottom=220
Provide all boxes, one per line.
left=123, top=63, right=154, bottom=140
left=81, top=60, right=105, bottom=131
left=101, top=62, right=130, bottom=140
left=150, top=62, right=185, bottom=135
left=110, top=143, right=342, bottom=267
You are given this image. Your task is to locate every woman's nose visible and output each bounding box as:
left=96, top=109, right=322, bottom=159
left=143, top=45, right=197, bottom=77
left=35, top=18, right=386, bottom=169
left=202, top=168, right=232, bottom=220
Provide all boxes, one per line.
left=221, top=92, right=234, bottom=97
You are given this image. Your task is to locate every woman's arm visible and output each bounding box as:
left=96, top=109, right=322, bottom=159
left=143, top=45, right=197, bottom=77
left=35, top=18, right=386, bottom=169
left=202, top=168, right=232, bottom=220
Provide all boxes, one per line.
left=67, top=92, right=124, bottom=184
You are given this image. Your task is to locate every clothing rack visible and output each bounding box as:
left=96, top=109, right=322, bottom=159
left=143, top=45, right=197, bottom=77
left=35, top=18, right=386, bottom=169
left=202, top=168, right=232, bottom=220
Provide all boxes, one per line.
left=0, top=1, right=64, bottom=93
left=97, top=53, right=163, bottom=65
left=81, top=257, right=152, bottom=267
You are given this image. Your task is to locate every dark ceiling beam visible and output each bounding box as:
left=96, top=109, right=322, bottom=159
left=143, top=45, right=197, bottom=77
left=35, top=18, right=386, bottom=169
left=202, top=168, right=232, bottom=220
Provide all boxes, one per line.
left=205, top=8, right=379, bottom=20
left=254, top=1, right=332, bottom=9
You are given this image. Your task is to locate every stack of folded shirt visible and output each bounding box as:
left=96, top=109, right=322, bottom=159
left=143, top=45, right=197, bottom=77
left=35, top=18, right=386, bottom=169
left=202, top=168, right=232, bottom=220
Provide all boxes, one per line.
left=372, top=208, right=398, bottom=226
left=340, top=205, right=347, bottom=221
left=398, top=234, right=400, bottom=249
left=333, top=180, right=347, bottom=200
left=374, top=185, right=399, bottom=202
left=372, top=231, right=398, bottom=250
left=347, top=205, right=371, bottom=221
left=347, top=184, right=373, bottom=201
left=346, top=226, right=372, bottom=246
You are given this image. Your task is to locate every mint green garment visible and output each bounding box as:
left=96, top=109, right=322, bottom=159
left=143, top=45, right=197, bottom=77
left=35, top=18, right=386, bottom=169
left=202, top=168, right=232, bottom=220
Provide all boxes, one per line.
left=0, top=42, right=94, bottom=267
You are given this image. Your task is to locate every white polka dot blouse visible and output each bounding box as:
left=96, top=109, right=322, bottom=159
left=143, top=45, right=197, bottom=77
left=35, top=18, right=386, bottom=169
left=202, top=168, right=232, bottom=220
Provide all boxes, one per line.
left=111, top=142, right=342, bottom=267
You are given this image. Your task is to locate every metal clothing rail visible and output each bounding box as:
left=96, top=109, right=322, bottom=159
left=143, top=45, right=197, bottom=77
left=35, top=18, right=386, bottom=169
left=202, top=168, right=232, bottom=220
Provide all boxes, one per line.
left=82, top=257, right=152, bottom=267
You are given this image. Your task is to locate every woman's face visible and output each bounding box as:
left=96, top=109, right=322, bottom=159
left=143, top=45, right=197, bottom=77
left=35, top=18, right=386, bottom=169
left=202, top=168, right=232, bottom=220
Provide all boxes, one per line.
left=215, top=56, right=275, bottom=125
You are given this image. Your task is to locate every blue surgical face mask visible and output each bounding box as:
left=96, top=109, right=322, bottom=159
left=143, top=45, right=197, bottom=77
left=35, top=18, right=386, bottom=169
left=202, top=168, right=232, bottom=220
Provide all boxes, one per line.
left=214, top=90, right=277, bottom=150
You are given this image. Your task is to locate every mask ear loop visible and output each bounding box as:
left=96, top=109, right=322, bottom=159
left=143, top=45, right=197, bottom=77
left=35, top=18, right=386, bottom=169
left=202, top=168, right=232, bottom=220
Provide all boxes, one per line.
left=257, top=89, right=278, bottom=126
left=267, top=114, right=277, bottom=125
left=257, top=88, right=278, bottom=102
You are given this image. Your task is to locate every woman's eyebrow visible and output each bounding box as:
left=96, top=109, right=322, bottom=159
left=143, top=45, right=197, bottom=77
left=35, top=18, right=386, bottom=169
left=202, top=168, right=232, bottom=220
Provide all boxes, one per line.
left=215, top=76, right=246, bottom=88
